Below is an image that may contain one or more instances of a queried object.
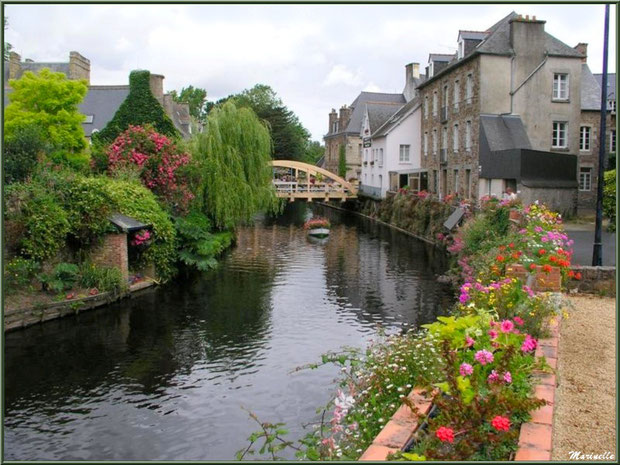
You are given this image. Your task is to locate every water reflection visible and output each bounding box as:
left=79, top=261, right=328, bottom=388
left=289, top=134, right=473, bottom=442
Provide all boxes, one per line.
left=4, top=202, right=453, bottom=460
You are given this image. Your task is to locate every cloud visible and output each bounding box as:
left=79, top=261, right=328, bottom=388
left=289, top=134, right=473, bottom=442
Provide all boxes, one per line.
left=323, top=65, right=363, bottom=87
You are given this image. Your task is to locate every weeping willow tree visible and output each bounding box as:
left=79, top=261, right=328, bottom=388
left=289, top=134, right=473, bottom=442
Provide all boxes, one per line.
left=192, top=101, right=280, bottom=230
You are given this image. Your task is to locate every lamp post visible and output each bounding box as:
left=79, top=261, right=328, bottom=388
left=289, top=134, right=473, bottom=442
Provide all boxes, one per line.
left=592, top=4, right=610, bottom=266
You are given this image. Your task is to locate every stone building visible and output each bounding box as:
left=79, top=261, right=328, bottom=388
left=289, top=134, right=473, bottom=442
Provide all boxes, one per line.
left=417, top=12, right=588, bottom=215
left=4, top=51, right=192, bottom=139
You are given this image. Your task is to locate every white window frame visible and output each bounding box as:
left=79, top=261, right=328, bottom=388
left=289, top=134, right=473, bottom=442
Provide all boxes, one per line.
left=432, top=130, right=438, bottom=154
left=454, top=168, right=459, bottom=193
left=579, top=126, right=591, bottom=152
left=378, top=148, right=384, bottom=167
left=579, top=167, right=592, bottom=191
left=423, top=132, right=428, bottom=157
left=553, top=73, right=569, bottom=101
left=465, top=120, right=472, bottom=151
left=453, top=80, right=460, bottom=111
left=399, top=144, right=411, bottom=163
left=433, top=91, right=438, bottom=116
left=466, top=73, right=473, bottom=104
left=424, top=96, right=429, bottom=118
left=552, top=121, right=568, bottom=149
left=84, top=115, right=94, bottom=123
left=442, top=126, right=448, bottom=150
left=453, top=123, right=459, bottom=152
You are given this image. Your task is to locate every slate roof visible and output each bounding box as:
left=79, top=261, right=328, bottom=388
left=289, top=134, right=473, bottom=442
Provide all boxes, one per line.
left=78, top=85, right=130, bottom=136
left=373, top=97, right=421, bottom=138
left=366, top=102, right=405, bottom=133
left=343, top=91, right=406, bottom=135
left=581, top=64, right=603, bottom=111
left=429, top=53, right=455, bottom=63
left=419, top=11, right=586, bottom=88
left=108, top=213, right=150, bottom=233
left=480, top=114, right=532, bottom=152
left=458, top=30, right=488, bottom=41
left=593, top=73, right=616, bottom=100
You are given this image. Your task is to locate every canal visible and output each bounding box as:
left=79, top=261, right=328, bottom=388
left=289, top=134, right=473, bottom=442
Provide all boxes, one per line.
left=3, top=203, right=453, bottom=460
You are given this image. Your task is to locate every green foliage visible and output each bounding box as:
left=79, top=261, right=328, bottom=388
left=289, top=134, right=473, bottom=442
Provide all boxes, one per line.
left=175, top=211, right=234, bottom=271
left=4, top=68, right=89, bottom=169
left=216, top=84, right=312, bottom=162
left=4, top=18, right=13, bottom=61
left=603, top=169, right=616, bottom=232
left=39, top=262, right=79, bottom=293
left=338, top=144, right=347, bottom=178
left=304, top=140, right=325, bottom=165
left=191, top=101, right=280, bottom=230
left=93, top=70, right=179, bottom=144
left=78, top=262, right=127, bottom=293
left=171, top=85, right=207, bottom=122
left=4, top=257, right=40, bottom=293
left=3, top=123, right=50, bottom=184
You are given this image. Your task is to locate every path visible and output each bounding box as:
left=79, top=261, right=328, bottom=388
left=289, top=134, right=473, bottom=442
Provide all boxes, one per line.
left=552, top=295, right=617, bottom=460
left=563, top=221, right=616, bottom=266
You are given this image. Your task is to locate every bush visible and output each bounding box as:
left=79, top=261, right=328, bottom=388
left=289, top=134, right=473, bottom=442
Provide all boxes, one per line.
left=603, top=169, right=616, bottom=232
left=175, top=211, right=234, bottom=271
left=39, top=262, right=79, bottom=293
left=3, top=124, right=49, bottom=184
left=79, top=262, right=127, bottom=294
left=3, top=257, right=41, bottom=293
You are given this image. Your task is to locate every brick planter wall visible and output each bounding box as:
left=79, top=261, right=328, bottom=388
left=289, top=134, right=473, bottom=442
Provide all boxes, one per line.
left=505, top=264, right=562, bottom=292
left=90, top=232, right=129, bottom=282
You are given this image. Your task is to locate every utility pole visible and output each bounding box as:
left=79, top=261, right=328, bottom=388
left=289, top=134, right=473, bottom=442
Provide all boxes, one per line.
left=592, top=4, right=610, bottom=266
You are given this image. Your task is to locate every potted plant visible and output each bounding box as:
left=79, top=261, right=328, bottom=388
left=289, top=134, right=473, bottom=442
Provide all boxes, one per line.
left=304, top=217, right=331, bottom=238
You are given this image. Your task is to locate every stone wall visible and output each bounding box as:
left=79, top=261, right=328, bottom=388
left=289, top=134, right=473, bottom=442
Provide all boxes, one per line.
left=567, top=265, right=616, bottom=295
left=518, top=186, right=578, bottom=217
left=90, top=232, right=129, bottom=282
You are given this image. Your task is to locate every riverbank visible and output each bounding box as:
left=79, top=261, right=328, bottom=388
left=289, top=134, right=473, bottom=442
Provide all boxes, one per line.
left=552, top=294, right=617, bottom=460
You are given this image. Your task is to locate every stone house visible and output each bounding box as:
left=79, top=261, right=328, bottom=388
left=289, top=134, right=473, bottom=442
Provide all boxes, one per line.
left=417, top=12, right=588, bottom=215
left=324, top=62, right=424, bottom=182
left=4, top=51, right=192, bottom=139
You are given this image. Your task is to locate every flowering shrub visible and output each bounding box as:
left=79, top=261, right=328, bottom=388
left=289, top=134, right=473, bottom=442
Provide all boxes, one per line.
left=131, top=229, right=151, bottom=247
left=303, top=217, right=331, bottom=230
left=106, top=125, right=194, bottom=213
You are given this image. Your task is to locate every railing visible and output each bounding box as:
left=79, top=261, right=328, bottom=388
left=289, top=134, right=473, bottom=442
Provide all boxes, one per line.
left=273, top=181, right=355, bottom=195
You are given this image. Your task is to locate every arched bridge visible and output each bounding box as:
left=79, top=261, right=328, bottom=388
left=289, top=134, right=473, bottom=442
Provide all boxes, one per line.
left=270, top=160, right=358, bottom=201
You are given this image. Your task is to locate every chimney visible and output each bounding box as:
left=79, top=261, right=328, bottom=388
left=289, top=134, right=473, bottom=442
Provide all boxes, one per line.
left=509, top=15, right=546, bottom=58
left=412, top=62, right=420, bottom=79
left=329, top=108, right=338, bottom=133
left=339, top=105, right=352, bottom=130
left=69, top=51, right=91, bottom=84
left=149, top=73, right=165, bottom=104
left=8, top=51, right=21, bottom=80
left=574, top=42, right=588, bottom=63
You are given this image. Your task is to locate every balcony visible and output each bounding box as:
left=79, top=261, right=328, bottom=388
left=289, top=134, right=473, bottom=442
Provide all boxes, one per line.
left=440, top=149, right=448, bottom=164
left=440, top=106, right=449, bottom=123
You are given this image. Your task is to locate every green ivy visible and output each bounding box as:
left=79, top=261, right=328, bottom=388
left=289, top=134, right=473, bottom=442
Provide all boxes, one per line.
left=93, top=70, right=179, bottom=144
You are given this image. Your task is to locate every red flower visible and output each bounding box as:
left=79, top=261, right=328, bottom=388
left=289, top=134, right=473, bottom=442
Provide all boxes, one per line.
left=512, top=252, right=521, bottom=260
left=568, top=270, right=575, bottom=277
left=508, top=242, right=515, bottom=249
left=549, top=256, right=557, bottom=263
left=529, top=263, right=537, bottom=271
left=538, top=249, right=547, bottom=255
left=435, top=426, right=455, bottom=443
left=575, top=272, right=582, bottom=280
left=496, top=254, right=505, bottom=263
left=542, top=264, right=552, bottom=273
left=491, top=416, right=511, bottom=432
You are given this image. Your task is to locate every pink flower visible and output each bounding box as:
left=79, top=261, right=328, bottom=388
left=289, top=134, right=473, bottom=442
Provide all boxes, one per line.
left=500, top=320, right=514, bottom=333
left=459, top=363, right=473, bottom=376
left=521, top=335, right=537, bottom=352
left=488, top=330, right=498, bottom=340
left=503, top=371, right=512, bottom=383
left=487, top=370, right=500, bottom=383
left=459, top=293, right=469, bottom=304
left=465, top=336, right=475, bottom=347
left=475, top=350, right=494, bottom=365
left=491, top=415, right=511, bottom=432
left=435, top=426, right=454, bottom=443
left=513, top=316, right=524, bottom=326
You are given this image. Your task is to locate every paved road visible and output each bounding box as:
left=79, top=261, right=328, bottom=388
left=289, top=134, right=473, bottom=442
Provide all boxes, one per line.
left=563, top=222, right=616, bottom=266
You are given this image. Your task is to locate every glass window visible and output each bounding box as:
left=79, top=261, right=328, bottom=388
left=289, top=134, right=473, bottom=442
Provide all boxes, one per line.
left=424, top=96, right=429, bottom=118
left=553, top=73, right=569, bottom=100
left=432, top=130, right=438, bottom=154
left=579, top=167, right=592, bottom=191
left=465, top=120, right=472, bottom=150
left=424, top=132, right=428, bottom=157
left=442, top=127, right=448, bottom=149
left=454, top=80, right=460, bottom=110
left=580, top=126, right=591, bottom=151
left=84, top=115, right=94, bottom=123
left=552, top=122, right=568, bottom=148
left=379, top=148, right=384, bottom=166
left=454, top=169, right=459, bottom=193
left=433, top=92, right=438, bottom=116
left=466, top=73, right=473, bottom=103
left=399, top=145, right=410, bottom=162
left=453, top=124, right=459, bottom=152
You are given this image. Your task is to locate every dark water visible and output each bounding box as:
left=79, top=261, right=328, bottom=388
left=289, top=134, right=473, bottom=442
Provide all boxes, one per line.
left=3, top=203, right=453, bottom=460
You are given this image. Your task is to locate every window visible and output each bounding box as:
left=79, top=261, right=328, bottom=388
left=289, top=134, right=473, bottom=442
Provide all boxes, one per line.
left=424, top=132, right=428, bottom=157
left=611, top=130, right=616, bottom=153
left=579, top=167, right=592, bottom=191
left=443, top=84, right=449, bottom=107
left=466, top=73, right=473, bottom=103
left=458, top=40, right=464, bottom=59
left=465, top=120, right=472, bottom=150
left=399, top=145, right=410, bottom=162
left=552, top=122, right=568, bottom=148
left=607, top=99, right=616, bottom=112
left=453, top=123, right=459, bottom=152
left=332, top=121, right=339, bottom=132
left=364, top=148, right=369, bottom=162
left=454, top=169, right=459, bottom=193
left=453, top=80, right=460, bottom=110
left=442, top=127, right=448, bottom=149
left=433, top=170, right=438, bottom=193
left=553, top=73, right=569, bottom=100
left=424, top=96, right=429, bottom=118
left=580, top=126, right=591, bottom=151
left=433, top=91, right=438, bottom=116
left=84, top=115, right=94, bottom=123
left=432, top=130, right=438, bottom=154
left=465, top=169, right=471, bottom=198
left=379, top=148, right=384, bottom=166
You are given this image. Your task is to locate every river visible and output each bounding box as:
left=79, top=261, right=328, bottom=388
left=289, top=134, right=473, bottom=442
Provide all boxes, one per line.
left=3, top=203, right=453, bottom=460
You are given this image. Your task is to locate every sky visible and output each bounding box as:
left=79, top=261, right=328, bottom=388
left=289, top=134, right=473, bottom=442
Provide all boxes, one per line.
left=4, top=3, right=617, bottom=141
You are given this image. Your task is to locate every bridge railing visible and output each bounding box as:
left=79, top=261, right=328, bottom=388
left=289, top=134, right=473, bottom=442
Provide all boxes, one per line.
left=273, top=181, right=353, bottom=194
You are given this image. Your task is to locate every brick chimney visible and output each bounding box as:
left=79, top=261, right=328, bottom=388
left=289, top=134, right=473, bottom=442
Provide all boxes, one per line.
left=339, top=105, right=352, bottom=130
left=574, top=43, right=588, bottom=63
left=329, top=108, right=338, bottom=133
left=149, top=73, right=165, bottom=104
left=8, top=51, right=21, bottom=80
left=69, top=51, right=91, bottom=84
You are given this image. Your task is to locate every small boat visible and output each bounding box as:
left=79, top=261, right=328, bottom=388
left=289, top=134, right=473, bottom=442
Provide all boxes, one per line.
left=304, top=217, right=331, bottom=238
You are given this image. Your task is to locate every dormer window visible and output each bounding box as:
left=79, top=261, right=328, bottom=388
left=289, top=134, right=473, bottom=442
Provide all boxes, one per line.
left=84, top=115, right=94, bottom=123
left=429, top=61, right=434, bottom=78
left=332, top=121, right=339, bottom=133
left=458, top=40, right=465, bottom=59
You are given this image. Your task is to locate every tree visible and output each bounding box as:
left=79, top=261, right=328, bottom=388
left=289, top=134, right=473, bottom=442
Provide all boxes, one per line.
left=4, top=68, right=89, bottom=168
left=93, top=70, right=179, bottom=144
left=338, top=144, right=347, bottom=178
left=303, top=141, right=325, bottom=165
left=171, top=85, right=208, bottom=122
left=3, top=124, right=50, bottom=184
left=4, top=18, right=13, bottom=62
left=191, top=101, right=279, bottom=230
left=214, top=84, right=312, bottom=162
